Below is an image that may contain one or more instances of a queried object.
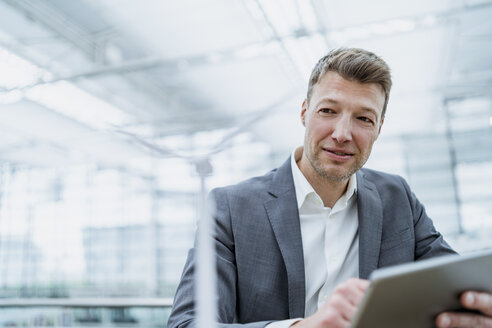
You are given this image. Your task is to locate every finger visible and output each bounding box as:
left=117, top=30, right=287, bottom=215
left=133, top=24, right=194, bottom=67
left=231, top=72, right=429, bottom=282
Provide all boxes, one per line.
left=436, top=312, right=492, bottom=328
left=462, top=292, right=492, bottom=316
left=332, top=279, right=368, bottom=306
left=327, top=292, right=359, bottom=323
left=349, top=278, right=370, bottom=292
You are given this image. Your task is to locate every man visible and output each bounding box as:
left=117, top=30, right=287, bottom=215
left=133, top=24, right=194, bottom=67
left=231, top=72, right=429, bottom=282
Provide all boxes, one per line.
left=168, top=48, right=492, bottom=328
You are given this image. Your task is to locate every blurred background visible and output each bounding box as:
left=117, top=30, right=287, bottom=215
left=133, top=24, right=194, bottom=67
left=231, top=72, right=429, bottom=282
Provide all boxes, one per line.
left=0, top=0, right=491, bottom=326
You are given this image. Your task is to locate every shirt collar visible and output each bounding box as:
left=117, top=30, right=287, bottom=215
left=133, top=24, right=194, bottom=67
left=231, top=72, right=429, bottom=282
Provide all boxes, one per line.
left=290, top=147, right=357, bottom=210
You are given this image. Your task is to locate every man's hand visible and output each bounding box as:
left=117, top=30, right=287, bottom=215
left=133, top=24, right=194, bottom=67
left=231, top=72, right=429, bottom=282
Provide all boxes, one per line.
left=292, top=278, right=369, bottom=328
left=436, top=291, right=492, bottom=327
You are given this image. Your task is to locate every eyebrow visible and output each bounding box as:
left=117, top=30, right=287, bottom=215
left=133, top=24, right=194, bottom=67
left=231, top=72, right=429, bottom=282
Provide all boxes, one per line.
left=316, top=97, right=379, bottom=118
left=359, top=107, right=379, bottom=118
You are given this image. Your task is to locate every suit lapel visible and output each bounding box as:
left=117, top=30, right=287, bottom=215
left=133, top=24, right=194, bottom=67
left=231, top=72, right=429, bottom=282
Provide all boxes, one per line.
left=356, top=170, right=383, bottom=279
left=264, top=157, right=306, bottom=318
left=262, top=161, right=384, bottom=315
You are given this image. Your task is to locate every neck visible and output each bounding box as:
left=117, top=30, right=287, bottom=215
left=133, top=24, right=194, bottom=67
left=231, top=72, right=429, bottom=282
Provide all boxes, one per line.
left=297, top=157, right=350, bottom=208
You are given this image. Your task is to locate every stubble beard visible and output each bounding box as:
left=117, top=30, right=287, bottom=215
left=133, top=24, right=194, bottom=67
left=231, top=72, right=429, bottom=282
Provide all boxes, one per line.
left=306, top=145, right=369, bottom=183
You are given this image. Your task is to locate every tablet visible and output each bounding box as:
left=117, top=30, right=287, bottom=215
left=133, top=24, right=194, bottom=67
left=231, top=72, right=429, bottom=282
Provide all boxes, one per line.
left=350, top=249, right=492, bottom=328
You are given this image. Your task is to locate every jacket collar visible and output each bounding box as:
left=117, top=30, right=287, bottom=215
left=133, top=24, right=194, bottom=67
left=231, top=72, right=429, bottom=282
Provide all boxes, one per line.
left=356, top=169, right=383, bottom=279
left=264, top=156, right=306, bottom=318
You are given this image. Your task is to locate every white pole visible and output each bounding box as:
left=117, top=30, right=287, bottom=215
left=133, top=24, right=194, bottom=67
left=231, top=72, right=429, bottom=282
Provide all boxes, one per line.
left=195, top=158, right=216, bottom=328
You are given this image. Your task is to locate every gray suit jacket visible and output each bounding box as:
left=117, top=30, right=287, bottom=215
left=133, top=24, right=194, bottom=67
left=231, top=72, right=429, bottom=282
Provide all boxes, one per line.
left=168, top=157, right=456, bottom=328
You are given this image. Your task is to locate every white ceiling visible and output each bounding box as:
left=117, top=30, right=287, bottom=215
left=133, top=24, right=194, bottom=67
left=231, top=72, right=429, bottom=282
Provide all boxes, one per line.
left=0, top=0, right=491, bottom=168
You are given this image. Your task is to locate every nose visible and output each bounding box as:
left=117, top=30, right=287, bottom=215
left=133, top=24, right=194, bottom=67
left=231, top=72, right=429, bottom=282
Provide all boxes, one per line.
left=331, top=115, right=352, bottom=143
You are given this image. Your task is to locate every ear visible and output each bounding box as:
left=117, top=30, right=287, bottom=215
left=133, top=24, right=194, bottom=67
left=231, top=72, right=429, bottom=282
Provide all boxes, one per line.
left=301, top=99, right=308, bottom=127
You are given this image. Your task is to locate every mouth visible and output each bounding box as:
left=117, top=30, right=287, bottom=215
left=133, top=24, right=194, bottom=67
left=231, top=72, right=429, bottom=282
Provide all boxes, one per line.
left=329, top=150, right=351, bottom=156
left=323, top=148, right=354, bottom=161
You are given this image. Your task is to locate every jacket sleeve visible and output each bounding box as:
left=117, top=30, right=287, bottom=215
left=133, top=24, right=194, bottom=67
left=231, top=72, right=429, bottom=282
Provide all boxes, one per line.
left=166, top=188, right=274, bottom=328
left=400, top=177, right=458, bottom=260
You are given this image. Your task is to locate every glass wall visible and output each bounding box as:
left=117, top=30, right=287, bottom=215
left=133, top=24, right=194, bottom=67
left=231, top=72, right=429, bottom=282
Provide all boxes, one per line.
left=0, top=132, right=273, bottom=299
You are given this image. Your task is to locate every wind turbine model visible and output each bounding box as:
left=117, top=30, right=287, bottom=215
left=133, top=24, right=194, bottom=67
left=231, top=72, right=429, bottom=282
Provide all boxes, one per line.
left=115, top=94, right=294, bottom=328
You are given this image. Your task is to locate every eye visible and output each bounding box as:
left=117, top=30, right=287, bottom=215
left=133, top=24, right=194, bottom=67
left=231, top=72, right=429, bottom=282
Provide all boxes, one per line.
left=358, top=116, right=374, bottom=124
left=318, top=108, right=335, bottom=115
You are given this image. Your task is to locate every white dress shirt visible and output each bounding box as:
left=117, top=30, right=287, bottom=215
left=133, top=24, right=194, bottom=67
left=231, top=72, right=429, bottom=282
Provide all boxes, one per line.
left=266, top=148, right=359, bottom=328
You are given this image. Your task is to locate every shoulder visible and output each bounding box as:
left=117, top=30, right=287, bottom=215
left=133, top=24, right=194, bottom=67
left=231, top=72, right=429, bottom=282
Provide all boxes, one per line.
left=211, top=167, right=277, bottom=201
left=358, top=167, right=412, bottom=197
left=211, top=156, right=293, bottom=201
left=359, top=167, right=406, bottom=184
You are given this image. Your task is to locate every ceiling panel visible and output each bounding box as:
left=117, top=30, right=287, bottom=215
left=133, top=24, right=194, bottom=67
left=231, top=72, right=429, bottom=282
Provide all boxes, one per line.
left=321, top=0, right=459, bottom=29
left=181, top=55, right=297, bottom=113
left=0, top=0, right=490, bottom=165
left=0, top=100, right=147, bottom=166
left=88, top=0, right=266, bottom=59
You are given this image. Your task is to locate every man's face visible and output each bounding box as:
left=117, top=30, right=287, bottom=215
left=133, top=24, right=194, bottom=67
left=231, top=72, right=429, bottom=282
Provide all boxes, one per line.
left=301, top=71, right=385, bottom=182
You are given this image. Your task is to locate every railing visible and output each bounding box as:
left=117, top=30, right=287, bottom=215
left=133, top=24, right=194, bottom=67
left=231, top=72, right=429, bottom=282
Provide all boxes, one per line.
left=0, top=298, right=173, bottom=327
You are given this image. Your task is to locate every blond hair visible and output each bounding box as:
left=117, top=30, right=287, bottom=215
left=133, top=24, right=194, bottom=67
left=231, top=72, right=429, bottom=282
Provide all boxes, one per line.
left=307, top=48, right=392, bottom=117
